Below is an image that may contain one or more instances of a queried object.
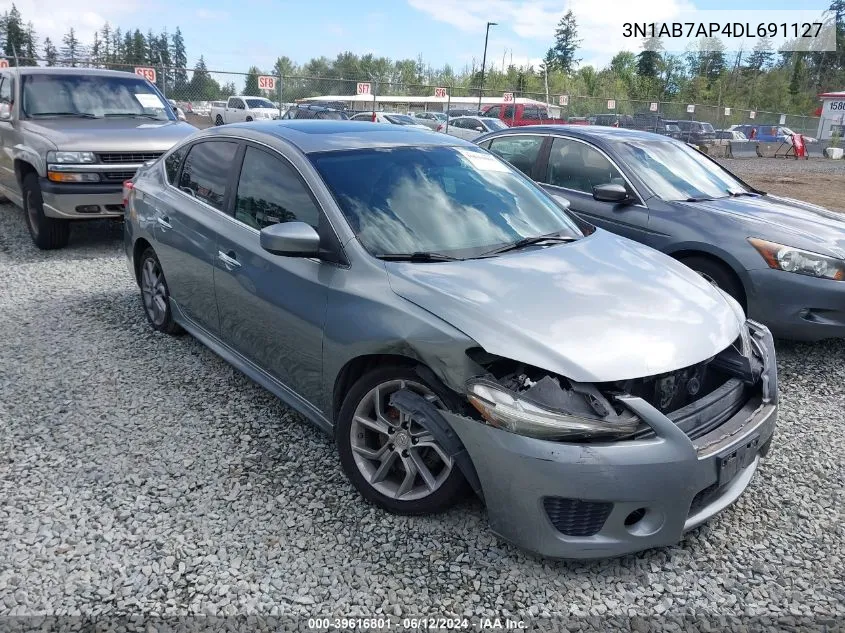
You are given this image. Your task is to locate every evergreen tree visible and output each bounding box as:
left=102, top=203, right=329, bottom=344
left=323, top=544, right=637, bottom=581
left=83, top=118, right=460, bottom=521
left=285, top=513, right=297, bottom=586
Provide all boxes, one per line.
left=100, top=23, right=111, bottom=66
left=187, top=56, right=221, bottom=100
left=244, top=66, right=260, bottom=95
left=744, top=37, right=774, bottom=73
left=637, top=36, right=663, bottom=78
left=170, top=27, right=188, bottom=97
left=61, top=27, right=81, bottom=66
left=23, top=21, right=36, bottom=63
left=43, top=37, right=57, bottom=66
left=546, top=11, right=580, bottom=73
left=3, top=4, right=25, bottom=64
left=111, top=27, right=122, bottom=66
left=90, top=31, right=101, bottom=67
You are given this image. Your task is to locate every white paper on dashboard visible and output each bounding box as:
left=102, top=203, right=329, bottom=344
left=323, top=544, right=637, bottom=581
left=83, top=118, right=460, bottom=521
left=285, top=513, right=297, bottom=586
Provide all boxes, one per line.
left=135, top=93, right=164, bottom=108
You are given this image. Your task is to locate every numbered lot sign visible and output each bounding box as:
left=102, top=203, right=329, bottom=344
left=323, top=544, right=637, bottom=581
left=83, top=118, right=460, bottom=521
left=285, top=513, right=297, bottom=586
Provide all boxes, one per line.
left=607, top=99, right=616, bottom=110
left=559, top=95, right=569, bottom=106
left=749, top=111, right=756, bottom=119
left=503, top=92, right=514, bottom=103
left=649, top=102, right=658, bottom=112
left=0, top=59, right=9, bottom=69
left=434, top=87, right=447, bottom=98
left=686, top=104, right=695, bottom=113
left=724, top=107, right=731, bottom=116
left=357, top=82, right=371, bottom=95
left=258, top=76, right=276, bottom=91
left=135, top=67, right=157, bottom=83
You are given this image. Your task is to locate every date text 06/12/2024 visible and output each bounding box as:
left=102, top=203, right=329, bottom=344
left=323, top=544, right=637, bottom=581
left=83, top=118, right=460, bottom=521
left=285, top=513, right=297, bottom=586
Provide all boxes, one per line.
left=623, top=22, right=823, bottom=39
left=307, top=617, right=527, bottom=630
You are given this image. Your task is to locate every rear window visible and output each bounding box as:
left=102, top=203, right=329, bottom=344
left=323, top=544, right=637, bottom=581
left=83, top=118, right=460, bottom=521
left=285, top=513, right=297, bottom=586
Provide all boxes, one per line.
left=316, top=110, right=348, bottom=120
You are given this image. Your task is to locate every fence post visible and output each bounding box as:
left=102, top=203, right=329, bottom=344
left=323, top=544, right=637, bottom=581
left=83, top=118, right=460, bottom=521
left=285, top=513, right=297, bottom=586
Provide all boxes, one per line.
left=445, top=90, right=451, bottom=133
left=277, top=72, right=283, bottom=118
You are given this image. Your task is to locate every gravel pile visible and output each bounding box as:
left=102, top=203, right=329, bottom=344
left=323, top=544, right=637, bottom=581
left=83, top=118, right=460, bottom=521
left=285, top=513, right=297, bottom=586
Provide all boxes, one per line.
left=715, top=156, right=845, bottom=177
left=1, top=203, right=843, bottom=626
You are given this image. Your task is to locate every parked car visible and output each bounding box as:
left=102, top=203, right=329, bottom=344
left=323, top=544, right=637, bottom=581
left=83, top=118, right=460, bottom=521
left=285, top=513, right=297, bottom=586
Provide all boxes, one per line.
left=566, top=116, right=590, bottom=125
left=350, top=111, right=430, bottom=130
left=593, top=114, right=634, bottom=128
left=125, top=120, right=777, bottom=559
left=477, top=125, right=845, bottom=341
left=410, top=111, right=447, bottom=130
left=483, top=103, right=567, bottom=127
left=715, top=130, right=749, bottom=144
left=167, top=100, right=186, bottom=121
left=632, top=114, right=682, bottom=138
left=0, top=67, right=195, bottom=249
left=437, top=116, right=507, bottom=140
left=675, top=120, right=716, bottom=144
left=211, top=96, right=280, bottom=125
left=281, top=104, right=349, bottom=120
left=447, top=108, right=482, bottom=117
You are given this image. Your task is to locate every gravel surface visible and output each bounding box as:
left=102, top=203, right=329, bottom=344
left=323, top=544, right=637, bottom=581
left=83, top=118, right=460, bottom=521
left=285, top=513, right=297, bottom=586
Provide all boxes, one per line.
left=1, top=203, right=844, bottom=626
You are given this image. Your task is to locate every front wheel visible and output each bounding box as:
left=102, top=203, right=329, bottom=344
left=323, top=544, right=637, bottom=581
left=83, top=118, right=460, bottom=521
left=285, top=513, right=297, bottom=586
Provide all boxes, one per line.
left=22, top=172, right=69, bottom=250
left=215, top=114, right=223, bottom=126
left=245, top=116, right=253, bottom=122
left=336, top=366, right=467, bottom=515
left=680, top=255, right=746, bottom=311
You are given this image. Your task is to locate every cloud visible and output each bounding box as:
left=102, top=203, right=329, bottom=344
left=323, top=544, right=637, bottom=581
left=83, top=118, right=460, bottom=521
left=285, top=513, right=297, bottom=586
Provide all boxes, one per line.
left=195, top=8, right=229, bottom=20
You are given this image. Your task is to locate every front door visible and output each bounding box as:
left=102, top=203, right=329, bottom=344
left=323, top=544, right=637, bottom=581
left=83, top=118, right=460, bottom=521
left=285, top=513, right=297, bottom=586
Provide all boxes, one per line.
left=538, top=136, right=652, bottom=244
left=213, top=144, right=331, bottom=401
left=0, top=73, right=17, bottom=196
left=152, top=139, right=240, bottom=335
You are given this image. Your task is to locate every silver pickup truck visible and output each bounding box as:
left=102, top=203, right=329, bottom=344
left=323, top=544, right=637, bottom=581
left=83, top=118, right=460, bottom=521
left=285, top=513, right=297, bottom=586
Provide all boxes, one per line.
left=0, top=67, right=196, bottom=249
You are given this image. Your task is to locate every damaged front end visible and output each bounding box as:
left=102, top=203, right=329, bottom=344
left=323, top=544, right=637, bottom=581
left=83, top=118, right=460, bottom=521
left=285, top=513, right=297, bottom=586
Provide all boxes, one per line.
left=464, top=320, right=775, bottom=443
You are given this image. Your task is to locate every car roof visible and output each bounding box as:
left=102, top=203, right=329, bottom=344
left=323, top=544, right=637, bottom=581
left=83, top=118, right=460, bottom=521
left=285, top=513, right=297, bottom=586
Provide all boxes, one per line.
left=478, top=124, right=679, bottom=144
left=199, top=120, right=471, bottom=153
left=6, top=67, right=140, bottom=78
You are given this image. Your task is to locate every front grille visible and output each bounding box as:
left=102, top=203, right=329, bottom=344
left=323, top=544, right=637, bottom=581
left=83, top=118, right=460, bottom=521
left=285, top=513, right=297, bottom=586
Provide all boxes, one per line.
left=101, top=171, right=137, bottom=182
left=543, top=497, right=612, bottom=537
left=98, top=152, right=162, bottom=164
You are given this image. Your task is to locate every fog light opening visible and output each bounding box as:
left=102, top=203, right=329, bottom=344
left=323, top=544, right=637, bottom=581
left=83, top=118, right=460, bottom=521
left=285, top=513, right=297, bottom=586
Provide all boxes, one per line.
left=624, top=507, right=665, bottom=536
left=75, top=205, right=101, bottom=213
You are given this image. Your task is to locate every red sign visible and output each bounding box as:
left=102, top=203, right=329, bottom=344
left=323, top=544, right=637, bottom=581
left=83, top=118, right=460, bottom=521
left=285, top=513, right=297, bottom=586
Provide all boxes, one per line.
left=258, top=76, right=276, bottom=91
left=503, top=92, right=514, bottom=103
left=434, top=87, right=447, bottom=98
left=135, top=67, right=156, bottom=83
left=792, top=134, right=806, bottom=158
left=0, top=59, right=8, bottom=69
left=357, top=82, right=371, bottom=95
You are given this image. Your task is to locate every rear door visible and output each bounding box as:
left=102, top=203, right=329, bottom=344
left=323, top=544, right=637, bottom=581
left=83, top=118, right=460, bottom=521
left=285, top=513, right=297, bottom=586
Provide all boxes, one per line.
left=537, top=135, right=653, bottom=243
left=486, top=134, right=547, bottom=179
left=152, top=139, right=240, bottom=335
left=213, top=143, right=333, bottom=401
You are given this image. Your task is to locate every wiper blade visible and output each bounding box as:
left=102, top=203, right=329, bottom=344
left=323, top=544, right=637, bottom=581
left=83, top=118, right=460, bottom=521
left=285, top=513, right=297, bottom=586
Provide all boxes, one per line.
left=481, top=233, right=577, bottom=256
left=376, top=252, right=461, bottom=262
left=29, top=112, right=99, bottom=118
left=727, top=190, right=757, bottom=197
left=685, top=196, right=715, bottom=202
left=103, top=113, right=162, bottom=119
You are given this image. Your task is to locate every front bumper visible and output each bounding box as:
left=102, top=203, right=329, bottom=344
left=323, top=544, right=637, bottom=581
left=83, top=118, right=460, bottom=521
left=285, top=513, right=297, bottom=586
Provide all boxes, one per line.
left=746, top=267, right=845, bottom=341
left=446, top=325, right=778, bottom=559
left=40, top=179, right=124, bottom=219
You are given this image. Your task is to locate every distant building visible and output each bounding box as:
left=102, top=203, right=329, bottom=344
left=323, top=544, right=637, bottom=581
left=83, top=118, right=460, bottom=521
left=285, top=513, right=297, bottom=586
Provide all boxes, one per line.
left=816, top=91, right=845, bottom=140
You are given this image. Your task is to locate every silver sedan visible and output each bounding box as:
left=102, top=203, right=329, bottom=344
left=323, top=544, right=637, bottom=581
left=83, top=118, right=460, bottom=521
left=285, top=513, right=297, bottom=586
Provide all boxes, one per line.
left=124, top=121, right=777, bottom=558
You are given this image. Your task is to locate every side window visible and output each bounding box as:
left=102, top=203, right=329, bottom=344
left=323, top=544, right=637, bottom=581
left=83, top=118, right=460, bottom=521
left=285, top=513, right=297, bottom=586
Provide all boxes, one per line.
left=178, top=141, right=238, bottom=210
left=234, top=146, right=320, bottom=230
left=487, top=135, right=544, bottom=177
left=486, top=106, right=501, bottom=118
left=450, top=118, right=466, bottom=129
left=164, top=145, right=187, bottom=184
left=0, top=75, right=10, bottom=104
left=545, top=137, right=622, bottom=194
left=230, top=99, right=243, bottom=110
left=502, top=105, right=515, bottom=119
left=523, top=106, right=540, bottom=120
left=294, top=109, right=314, bottom=119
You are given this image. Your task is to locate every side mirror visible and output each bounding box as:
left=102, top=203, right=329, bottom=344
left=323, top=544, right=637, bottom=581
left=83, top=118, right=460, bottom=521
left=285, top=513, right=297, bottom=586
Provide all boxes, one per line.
left=0, top=102, right=11, bottom=121
left=593, top=183, right=629, bottom=203
left=260, top=221, right=321, bottom=257
left=550, top=192, right=571, bottom=210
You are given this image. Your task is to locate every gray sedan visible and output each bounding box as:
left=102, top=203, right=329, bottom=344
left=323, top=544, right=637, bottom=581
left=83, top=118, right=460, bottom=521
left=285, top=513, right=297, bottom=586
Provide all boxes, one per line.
left=124, top=121, right=777, bottom=558
left=478, top=126, right=845, bottom=341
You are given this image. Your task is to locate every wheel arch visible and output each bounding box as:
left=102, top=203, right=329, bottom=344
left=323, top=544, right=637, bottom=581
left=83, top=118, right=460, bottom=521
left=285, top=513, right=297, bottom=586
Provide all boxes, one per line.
left=132, top=237, right=154, bottom=285
left=332, top=353, right=421, bottom=423
left=665, top=243, right=750, bottom=309
left=14, top=158, right=38, bottom=186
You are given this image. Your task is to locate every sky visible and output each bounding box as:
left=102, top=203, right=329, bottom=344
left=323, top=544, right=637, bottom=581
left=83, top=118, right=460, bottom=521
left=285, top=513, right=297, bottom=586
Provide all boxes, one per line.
left=0, top=0, right=832, bottom=75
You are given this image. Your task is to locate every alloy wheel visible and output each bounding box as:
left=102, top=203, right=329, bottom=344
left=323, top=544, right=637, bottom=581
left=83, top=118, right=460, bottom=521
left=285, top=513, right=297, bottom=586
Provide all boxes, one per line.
left=349, top=379, right=453, bottom=502
left=140, top=257, right=168, bottom=326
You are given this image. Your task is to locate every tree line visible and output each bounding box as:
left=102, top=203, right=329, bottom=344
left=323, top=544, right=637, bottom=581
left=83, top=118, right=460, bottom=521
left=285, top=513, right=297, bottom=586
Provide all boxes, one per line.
left=1, top=1, right=843, bottom=115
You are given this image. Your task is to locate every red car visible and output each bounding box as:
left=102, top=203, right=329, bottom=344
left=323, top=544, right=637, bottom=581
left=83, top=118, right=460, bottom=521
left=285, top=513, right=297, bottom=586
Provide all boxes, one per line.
left=482, top=103, right=568, bottom=127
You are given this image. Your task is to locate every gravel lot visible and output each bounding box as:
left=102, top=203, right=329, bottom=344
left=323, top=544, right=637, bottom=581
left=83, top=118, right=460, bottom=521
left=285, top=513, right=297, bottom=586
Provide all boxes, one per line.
left=1, top=203, right=844, bottom=626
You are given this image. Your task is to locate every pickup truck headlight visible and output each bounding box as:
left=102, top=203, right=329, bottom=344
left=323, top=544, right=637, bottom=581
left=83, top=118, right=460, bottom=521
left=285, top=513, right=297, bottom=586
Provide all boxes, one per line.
left=47, top=151, right=97, bottom=164
left=47, top=171, right=100, bottom=183
left=466, top=378, right=639, bottom=440
left=749, top=238, right=845, bottom=281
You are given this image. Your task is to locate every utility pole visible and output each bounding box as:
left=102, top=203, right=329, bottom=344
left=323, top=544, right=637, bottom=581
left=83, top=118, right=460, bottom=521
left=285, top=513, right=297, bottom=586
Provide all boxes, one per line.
left=477, top=21, right=497, bottom=114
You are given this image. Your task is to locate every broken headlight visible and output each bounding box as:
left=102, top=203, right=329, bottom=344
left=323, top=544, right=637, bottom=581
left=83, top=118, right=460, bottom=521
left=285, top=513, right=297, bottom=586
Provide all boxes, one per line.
left=466, top=377, right=639, bottom=441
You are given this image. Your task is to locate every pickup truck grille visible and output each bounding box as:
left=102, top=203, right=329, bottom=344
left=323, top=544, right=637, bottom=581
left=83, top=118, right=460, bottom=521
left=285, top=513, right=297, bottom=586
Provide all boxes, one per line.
left=98, top=152, right=163, bottom=164
left=102, top=171, right=137, bottom=182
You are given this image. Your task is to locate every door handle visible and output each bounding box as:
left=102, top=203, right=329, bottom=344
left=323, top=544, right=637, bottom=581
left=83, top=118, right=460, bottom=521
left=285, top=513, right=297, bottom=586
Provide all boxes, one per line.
left=217, top=250, right=241, bottom=269
left=156, top=215, right=172, bottom=229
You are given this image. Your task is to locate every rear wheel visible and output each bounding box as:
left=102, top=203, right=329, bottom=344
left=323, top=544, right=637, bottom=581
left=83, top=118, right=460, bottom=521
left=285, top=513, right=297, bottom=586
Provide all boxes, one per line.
left=245, top=116, right=253, bottom=122
left=22, top=172, right=70, bottom=250
left=215, top=114, right=223, bottom=126
left=336, top=366, right=467, bottom=515
left=679, top=255, right=745, bottom=310
left=138, top=247, right=182, bottom=335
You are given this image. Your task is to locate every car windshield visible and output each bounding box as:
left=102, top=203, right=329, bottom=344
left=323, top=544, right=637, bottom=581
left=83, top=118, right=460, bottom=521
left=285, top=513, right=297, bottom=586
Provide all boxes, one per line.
left=616, top=139, right=751, bottom=201
left=701, top=123, right=715, bottom=133
left=483, top=118, right=508, bottom=131
left=21, top=74, right=172, bottom=120
left=385, top=114, right=416, bottom=125
left=310, top=145, right=583, bottom=258
left=245, top=98, right=275, bottom=109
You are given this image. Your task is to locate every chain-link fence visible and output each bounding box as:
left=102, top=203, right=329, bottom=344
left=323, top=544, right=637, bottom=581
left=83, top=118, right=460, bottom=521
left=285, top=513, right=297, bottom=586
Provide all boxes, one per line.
left=1, top=56, right=822, bottom=138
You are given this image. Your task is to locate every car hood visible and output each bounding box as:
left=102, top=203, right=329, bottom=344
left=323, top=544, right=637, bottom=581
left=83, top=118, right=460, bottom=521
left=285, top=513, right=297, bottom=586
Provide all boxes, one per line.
left=385, top=230, right=743, bottom=383
left=674, top=194, right=845, bottom=258
left=19, top=118, right=197, bottom=153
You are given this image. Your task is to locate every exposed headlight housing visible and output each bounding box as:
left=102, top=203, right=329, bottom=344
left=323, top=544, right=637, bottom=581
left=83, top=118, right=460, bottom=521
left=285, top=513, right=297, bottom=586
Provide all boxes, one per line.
left=466, top=378, right=639, bottom=441
left=749, top=238, right=845, bottom=281
left=47, top=151, right=97, bottom=164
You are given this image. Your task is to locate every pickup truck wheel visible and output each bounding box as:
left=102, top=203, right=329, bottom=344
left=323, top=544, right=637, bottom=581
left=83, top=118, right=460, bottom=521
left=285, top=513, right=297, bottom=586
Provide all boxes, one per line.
left=336, top=366, right=467, bottom=515
left=22, top=173, right=70, bottom=250
left=245, top=116, right=253, bottom=122
left=139, top=247, right=182, bottom=335
left=215, top=114, right=223, bottom=126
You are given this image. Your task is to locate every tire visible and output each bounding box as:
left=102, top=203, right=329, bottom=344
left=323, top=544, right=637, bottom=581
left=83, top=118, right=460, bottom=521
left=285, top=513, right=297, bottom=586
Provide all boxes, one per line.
left=336, top=365, right=467, bottom=515
left=22, top=172, right=70, bottom=250
left=138, top=247, right=182, bottom=335
left=215, top=115, right=223, bottom=126
left=245, top=116, right=253, bottom=122
left=679, top=255, right=745, bottom=310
